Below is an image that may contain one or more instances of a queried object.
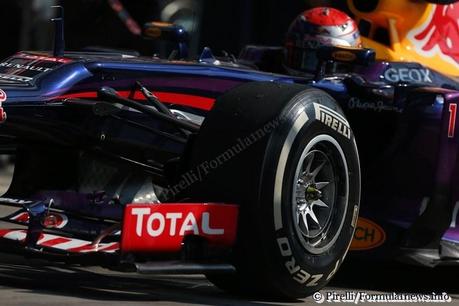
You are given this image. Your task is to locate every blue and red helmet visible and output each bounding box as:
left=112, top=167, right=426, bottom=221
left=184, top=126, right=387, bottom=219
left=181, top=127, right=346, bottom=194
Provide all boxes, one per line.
left=285, top=7, right=362, bottom=74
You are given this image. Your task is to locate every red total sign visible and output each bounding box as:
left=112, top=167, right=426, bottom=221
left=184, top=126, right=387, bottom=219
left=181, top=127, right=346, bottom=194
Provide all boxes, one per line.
left=121, top=203, right=238, bottom=253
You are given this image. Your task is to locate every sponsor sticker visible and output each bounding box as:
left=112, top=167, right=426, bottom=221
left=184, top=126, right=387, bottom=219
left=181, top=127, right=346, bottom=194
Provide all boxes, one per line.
left=332, top=50, right=357, bottom=62
left=350, top=217, right=386, bottom=250
left=16, top=53, right=72, bottom=63
left=0, top=61, right=53, bottom=73
left=9, top=211, right=68, bottom=229
left=383, top=67, right=432, bottom=83
left=41, top=213, right=69, bottom=229
left=121, top=203, right=238, bottom=252
left=348, top=97, right=403, bottom=113
left=314, top=103, right=351, bottom=139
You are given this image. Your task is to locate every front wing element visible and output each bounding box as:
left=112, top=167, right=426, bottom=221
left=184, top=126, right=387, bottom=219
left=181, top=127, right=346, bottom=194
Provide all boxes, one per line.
left=0, top=229, right=119, bottom=253
left=121, top=203, right=239, bottom=253
left=0, top=199, right=239, bottom=257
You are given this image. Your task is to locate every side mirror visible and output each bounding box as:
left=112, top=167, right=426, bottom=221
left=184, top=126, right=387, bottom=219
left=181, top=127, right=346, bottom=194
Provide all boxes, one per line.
left=143, top=22, right=189, bottom=58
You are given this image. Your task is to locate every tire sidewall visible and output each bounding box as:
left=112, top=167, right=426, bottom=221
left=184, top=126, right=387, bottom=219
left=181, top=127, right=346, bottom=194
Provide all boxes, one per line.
left=259, top=90, right=360, bottom=296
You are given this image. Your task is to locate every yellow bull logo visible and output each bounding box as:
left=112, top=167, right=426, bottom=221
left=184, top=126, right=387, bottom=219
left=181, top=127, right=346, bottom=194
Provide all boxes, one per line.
left=348, top=0, right=459, bottom=76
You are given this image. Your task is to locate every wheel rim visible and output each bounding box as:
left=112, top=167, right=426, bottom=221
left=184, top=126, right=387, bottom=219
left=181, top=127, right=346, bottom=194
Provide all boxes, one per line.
left=291, top=134, right=349, bottom=254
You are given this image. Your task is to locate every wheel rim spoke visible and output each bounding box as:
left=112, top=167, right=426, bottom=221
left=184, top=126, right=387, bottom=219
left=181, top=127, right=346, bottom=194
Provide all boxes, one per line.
left=290, top=136, right=349, bottom=255
left=304, top=152, right=315, bottom=174
left=310, top=160, right=326, bottom=180
left=307, top=208, right=320, bottom=225
left=312, top=199, right=329, bottom=208
left=302, top=212, right=309, bottom=235
left=315, top=181, right=330, bottom=190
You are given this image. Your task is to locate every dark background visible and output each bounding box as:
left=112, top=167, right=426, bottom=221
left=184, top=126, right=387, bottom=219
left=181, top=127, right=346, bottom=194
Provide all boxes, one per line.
left=0, top=0, right=340, bottom=60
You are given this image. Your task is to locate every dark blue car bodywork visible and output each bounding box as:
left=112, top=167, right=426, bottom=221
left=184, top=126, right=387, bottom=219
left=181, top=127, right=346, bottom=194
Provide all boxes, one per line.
left=0, top=51, right=306, bottom=259
left=0, top=44, right=458, bottom=267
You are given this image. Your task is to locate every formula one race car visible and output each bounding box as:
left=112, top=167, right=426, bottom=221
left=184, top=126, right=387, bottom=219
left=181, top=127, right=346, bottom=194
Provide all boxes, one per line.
left=239, top=0, right=459, bottom=268
left=1, top=1, right=456, bottom=299
left=0, top=10, right=360, bottom=299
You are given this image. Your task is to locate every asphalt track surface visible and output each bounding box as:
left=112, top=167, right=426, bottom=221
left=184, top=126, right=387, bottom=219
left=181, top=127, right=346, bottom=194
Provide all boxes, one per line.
left=0, top=165, right=457, bottom=305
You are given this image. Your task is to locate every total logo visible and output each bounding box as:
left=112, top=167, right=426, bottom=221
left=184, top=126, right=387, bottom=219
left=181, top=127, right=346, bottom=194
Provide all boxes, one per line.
left=383, top=68, right=432, bottom=83
left=17, top=53, right=71, bottom=63
left=121, top=203, right=238, bottom=253
left=131, top=208, right=224, bottom=237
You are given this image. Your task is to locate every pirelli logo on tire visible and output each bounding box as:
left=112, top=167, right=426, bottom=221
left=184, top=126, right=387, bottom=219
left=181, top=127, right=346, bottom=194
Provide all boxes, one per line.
left=314, top=103, right=351, bottom=139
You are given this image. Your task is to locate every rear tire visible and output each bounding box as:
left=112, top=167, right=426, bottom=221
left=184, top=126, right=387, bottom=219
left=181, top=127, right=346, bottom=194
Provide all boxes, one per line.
left=186, top=82, right=360, bottom=298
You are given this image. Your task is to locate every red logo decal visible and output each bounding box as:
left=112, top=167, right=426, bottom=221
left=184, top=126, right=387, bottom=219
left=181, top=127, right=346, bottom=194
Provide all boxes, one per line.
left=16, top=53, right=72, bottom=64
left=42, top=213, right=68, bottom=229
left=121, top=203, right=238, bottom=252
left=11, top=211, right=68, bottom=229
left=413, top=4, right=459, bottom=64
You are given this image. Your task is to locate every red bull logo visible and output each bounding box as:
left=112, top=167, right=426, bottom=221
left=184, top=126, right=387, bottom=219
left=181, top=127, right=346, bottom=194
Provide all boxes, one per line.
left=410, top=4, right=459, bottom=67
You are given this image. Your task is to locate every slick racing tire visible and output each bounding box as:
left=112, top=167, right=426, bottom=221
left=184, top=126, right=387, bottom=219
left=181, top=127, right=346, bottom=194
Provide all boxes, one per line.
left=185, top=82, right=360, bottom=298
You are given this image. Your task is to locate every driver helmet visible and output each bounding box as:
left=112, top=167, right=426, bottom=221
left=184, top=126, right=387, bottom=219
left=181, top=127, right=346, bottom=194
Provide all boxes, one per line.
left=285, top=7, right=362, bottom=74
